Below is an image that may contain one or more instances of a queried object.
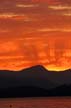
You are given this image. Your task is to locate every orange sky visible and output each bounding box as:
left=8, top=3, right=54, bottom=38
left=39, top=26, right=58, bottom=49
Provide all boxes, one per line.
left=0, top=0, right=71, bottom=71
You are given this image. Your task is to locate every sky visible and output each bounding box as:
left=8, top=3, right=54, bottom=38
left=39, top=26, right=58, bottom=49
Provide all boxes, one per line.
left=0, top=0, right=71, bottom=71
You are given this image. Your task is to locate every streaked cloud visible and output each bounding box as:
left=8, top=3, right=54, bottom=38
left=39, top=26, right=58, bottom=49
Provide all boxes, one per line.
left=16, top=4, right=39, bottom=8
left=0, top=56, right=23, bottom=60
left=0, top=41, right=19, bottom=53
left=0, top=13, right=34, bottom=22
left=49, top=5, right=71, bottom=10
left=37, top=28, right=71, bottom=32
left=0, top=13, right=24, bottom=18
left=0, top=29, right=9, bottom=33
left=0, top=0, right=71, bottom=71
left=63, top=12, right=71, bottom=16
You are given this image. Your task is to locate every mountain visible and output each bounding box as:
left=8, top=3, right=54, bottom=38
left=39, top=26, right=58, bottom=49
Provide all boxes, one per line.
left=0, top=65, right=71, bottom=97
left=1, top=85, right=71, bottom=97
left=0, top=65, right=56, bottom=89
left=45, top=69, right=71, bottom=85
left=0, top=86, right=49, bottom=97
left=48, top=84, right=71, bottom=96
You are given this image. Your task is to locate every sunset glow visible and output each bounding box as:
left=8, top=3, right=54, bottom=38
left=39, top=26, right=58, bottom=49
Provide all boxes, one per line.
left=0, top=0, right=71, bottom=71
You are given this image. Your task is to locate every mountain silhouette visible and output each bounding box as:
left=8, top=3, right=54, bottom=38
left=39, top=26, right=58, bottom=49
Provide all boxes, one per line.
left=0, top=65, right=56, bottom=89
left=0, top=65, right=71, bottom=97
left=48, top=84, right=71, bottom=96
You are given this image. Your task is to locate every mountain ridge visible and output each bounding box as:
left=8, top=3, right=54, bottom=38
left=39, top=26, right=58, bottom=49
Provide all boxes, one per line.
left=0, top=65, right=71, bottom=73
left=0, top=65, right=71, bottom=88
left=0, top=65, right=71, bottom=97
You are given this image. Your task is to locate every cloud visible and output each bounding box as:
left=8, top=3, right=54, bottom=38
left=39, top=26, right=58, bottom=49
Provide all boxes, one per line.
left=0, top=0, right=71, bottom=71
left=49, top=5, right=71, bottom=10
left=37, top=28, right=71, bottom=32
left=63, top=12, right=71, bottom=16
left=0, top=41, right=19, bottom=53
left=16, top=4, right=39, bottom=8
left=0, top=13, right=24, bottom=18
left=0, top=13, right=33, bottom=22
left=0, top=29, right=9, bottom=33
left=0, top=56, right=23, bottom=60
left=48, top=5, right=71, bottom=17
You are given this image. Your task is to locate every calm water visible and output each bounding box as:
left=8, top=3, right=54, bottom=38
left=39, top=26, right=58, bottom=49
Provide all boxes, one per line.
left=0, top=97, right=71, bottom=108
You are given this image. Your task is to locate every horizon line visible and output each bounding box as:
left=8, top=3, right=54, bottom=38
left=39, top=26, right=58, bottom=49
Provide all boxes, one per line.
left=0, top=65, right=70, bottom=72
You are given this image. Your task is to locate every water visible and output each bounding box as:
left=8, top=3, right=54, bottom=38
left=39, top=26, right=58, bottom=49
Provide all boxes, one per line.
left=0, top=97, right=71, bottom=108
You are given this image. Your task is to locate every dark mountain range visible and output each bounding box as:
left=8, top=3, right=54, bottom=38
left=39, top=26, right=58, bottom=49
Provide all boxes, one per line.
left=48, top=84, right=71, bottom=96
left=0, top=86, right=49, bottom=97
left=1, top=85, right=71, bottom=97
left=0, top=65, right=57, bottom=89
left=0, top=65, right=71, bottom=97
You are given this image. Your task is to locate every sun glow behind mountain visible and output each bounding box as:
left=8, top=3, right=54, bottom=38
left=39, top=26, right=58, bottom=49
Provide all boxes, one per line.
left=0, top=0, right=71, bottom=71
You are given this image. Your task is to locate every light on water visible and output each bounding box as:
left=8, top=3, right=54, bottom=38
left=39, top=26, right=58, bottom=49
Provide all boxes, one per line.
left=0, top=97, right=71, bottom=108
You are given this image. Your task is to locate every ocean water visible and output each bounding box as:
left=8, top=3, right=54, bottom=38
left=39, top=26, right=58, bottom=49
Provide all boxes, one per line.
left=0, top=97, right=71, bottom=108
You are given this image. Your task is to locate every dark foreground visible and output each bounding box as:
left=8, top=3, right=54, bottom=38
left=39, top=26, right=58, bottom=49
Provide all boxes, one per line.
left=0, top=97, right=71, bottom=108
left=1, top=66, right=71, bottom=97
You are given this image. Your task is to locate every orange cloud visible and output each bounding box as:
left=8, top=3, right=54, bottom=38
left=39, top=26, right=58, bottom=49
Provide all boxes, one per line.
left=16, top=4, right=39, bottom=8
left=0, top=41, right=19, bottom=53
left=49, top=5, right=71, bottom=10
left=0, top=0, right=71, bottom=71
left=0, top=13, right=31, bottom=21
